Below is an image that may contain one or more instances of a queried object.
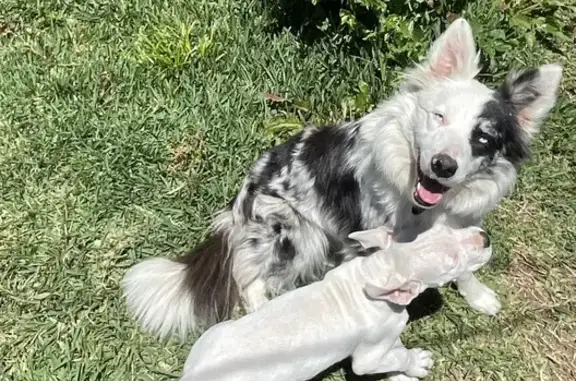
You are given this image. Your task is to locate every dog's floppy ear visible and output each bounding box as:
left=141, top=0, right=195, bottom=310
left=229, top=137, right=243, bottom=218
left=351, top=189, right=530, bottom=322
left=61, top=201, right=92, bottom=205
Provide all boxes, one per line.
left=364, top=277, right=423, bottom=306
left=348, top=226, right=393, bottom=249
left=500, top=64, right=563, bottom=138
left=404, top=18, right=479, bottom=90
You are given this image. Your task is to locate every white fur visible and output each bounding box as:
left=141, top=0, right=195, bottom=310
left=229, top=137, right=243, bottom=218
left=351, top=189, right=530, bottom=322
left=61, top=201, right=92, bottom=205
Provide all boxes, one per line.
left=122, top=258, right=193, bottom=338
left=179, top=225, right=492, bottom=381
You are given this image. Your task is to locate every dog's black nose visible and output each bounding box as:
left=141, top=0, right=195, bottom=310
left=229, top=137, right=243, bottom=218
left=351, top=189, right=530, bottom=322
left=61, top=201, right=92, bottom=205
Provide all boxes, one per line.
left=431, top=154, right=458, bottom=178
left=479, top=231, right=491, bottom=249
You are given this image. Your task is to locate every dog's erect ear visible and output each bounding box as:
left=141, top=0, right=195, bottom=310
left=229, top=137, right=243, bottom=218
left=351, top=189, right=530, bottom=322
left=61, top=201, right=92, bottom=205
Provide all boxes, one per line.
left=500, top=64, right=563, bottom=138
left=364, top=277, right=423, bottom=306
left=348, top=226, right=393, bottom=249
left=426, top=18, right=480, bottom=79
left=404, top=18, right=479, bottom=90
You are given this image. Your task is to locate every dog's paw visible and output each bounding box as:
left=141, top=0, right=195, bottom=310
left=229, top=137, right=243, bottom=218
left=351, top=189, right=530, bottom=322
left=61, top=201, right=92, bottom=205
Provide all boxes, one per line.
left=464, top=284, right=501, bottom=315
left=405, top=348, right=433, bottom=378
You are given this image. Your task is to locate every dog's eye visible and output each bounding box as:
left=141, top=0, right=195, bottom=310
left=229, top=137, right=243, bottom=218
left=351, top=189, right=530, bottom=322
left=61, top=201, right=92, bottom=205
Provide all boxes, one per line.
left=477, top=134, right=491, bottom=145
left=432, top=112, right=444, bottom=123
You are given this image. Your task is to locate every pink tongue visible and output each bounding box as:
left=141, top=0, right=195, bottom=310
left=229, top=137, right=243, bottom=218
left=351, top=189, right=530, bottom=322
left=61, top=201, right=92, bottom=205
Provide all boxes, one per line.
left=417, top=184, right=443, bottom=205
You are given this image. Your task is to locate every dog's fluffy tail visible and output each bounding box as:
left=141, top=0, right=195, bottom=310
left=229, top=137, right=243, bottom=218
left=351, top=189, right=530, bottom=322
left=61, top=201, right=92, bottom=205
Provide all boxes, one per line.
left=122, top=231, right=239, bottom=338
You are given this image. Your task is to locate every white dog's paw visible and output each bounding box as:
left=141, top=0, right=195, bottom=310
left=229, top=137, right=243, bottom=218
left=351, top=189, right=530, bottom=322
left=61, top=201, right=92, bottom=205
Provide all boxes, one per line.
left=405, top=348, right=433, bottom=378
left=463, top=284, right=501, bottom=315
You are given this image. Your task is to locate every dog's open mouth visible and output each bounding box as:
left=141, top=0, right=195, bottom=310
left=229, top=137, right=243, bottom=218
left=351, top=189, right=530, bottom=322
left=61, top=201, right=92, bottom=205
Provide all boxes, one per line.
left=413, top=165, right=450, bottom=208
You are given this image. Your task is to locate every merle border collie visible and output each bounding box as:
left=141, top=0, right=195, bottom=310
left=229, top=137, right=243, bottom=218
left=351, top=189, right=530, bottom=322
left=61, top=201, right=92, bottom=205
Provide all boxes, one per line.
left=122, top=19, right=562, bottom=338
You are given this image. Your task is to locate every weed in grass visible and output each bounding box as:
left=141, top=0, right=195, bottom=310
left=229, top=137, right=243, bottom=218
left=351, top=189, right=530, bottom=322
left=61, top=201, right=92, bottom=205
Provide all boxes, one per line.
left=130, top=19, right=223, bottom=69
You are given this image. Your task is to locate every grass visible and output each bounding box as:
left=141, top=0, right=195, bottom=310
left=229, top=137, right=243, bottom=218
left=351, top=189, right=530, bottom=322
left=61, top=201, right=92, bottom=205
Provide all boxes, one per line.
left=0, top=0, right=574, bottom=380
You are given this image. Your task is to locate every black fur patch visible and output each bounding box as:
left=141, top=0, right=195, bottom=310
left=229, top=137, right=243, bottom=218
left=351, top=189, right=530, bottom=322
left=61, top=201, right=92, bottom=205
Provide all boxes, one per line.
left=241, top=131, right=304, bottom=219
left=299, top=125, right=362, bottom=234
left=471, top=68, right=541, bottom=166
left=500, top=68, right=541, bottom=109
left=412, top=206, right=424, bottom=215
left=469, top=115, right=503, bottom=161
left=272, top=223, right=282, bottom=234
left=242, top=182, right=258, bottom=218
left=276, top=236, right=297, bottom=262
left=471, top=99, right=530, bottom=166
left=177, top=231, right=239, bottom=328
left=260, top=131, right=303, bottom=189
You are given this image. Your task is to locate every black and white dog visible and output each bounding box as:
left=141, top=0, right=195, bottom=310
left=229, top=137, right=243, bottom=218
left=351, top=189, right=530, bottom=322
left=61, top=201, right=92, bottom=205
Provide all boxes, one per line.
left=122, top=19, right=562, bottom=338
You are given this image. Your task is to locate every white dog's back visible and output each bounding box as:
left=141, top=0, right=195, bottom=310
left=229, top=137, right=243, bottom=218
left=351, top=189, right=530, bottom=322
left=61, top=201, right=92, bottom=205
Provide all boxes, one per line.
left=181, top=258, right=379, bottom=381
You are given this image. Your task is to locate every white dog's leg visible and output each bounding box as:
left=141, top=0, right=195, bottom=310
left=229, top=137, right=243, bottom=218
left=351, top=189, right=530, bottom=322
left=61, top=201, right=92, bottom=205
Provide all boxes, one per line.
left=352, top=340, right=433, bottom=378
left=456, top=272, right=501, bottom=315
left=379, top=347, right=433, bottom=378
left=242, top=278, right=269, bottom=313
left=387, top=349, right=434, bottom=381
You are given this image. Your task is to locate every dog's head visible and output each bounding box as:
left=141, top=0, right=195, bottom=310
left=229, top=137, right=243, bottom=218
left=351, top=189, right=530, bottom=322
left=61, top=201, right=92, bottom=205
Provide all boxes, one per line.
left=348, top=225, right=492, bottom=305
left=402, top=18, right=562, bottom=209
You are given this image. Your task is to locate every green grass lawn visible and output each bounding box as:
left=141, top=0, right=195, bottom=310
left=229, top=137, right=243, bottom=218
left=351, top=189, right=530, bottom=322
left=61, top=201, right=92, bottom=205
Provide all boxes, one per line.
left=1, top=0, right=574, bottom=380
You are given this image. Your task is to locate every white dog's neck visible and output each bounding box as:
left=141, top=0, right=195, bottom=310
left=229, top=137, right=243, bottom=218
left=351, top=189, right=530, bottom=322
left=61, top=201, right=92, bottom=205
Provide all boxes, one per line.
left=357, top=252, right=387, bottom=282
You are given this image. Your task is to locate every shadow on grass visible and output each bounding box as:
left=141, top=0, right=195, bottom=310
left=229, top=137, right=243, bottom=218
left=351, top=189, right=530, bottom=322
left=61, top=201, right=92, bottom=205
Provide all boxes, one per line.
left=262, top=0, right=471, bottom=55
left=308, top=288, right=444, bottom=381
left=263, top=0, right=375, bottom=48
left=312, top=298, right=574, bottom=381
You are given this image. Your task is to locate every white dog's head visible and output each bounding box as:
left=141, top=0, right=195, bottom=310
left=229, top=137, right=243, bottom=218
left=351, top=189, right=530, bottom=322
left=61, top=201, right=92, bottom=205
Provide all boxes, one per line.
left=401, top=18, right=562, bottom=209
left=348, top=224, right=492, bottom=305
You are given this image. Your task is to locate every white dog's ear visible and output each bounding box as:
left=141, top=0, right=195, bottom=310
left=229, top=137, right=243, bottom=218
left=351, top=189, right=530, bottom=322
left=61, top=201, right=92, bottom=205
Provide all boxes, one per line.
left=364, top=277, right=423, bottom=306
left=404, top=18, right=479, bottom=90
left=348, top=226, right=393, bottom=249
left=500, top=64, right=563, bottom=138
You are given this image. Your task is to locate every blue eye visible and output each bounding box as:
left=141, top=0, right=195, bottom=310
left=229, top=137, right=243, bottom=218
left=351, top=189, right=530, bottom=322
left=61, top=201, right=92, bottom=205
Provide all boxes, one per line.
left=477, top=132, right=492, bottom=145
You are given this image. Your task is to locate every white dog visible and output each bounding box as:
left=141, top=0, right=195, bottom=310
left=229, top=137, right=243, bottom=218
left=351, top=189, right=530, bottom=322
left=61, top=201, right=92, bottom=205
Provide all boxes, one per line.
left=179, top=225, right=492, bottom=381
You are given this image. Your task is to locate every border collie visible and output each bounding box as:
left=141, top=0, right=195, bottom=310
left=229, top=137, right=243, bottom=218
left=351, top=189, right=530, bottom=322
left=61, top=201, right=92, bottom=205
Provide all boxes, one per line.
left=122, top=19, right=562, bottom=338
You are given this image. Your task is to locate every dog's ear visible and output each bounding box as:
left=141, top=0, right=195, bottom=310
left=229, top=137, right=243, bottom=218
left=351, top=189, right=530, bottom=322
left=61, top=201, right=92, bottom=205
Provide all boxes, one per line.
left=348, top=226, right=393, bottom=249
left=404, top=18, right=479, bottom=90
left=426, top=18, right=480, bottom=79
left=364, top=277, right=423, bottom=306
left=500, top=64, right=563, bottom=138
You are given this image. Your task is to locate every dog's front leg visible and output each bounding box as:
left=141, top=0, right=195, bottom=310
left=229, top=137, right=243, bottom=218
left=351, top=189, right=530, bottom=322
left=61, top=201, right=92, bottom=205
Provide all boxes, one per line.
left=438, top=216, right=501, bottom=315
left=351, top=339, right=433, bottom=378
left=456, top=272, right=501, bottom=315
left=242, top=278, right=269, bottom=313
